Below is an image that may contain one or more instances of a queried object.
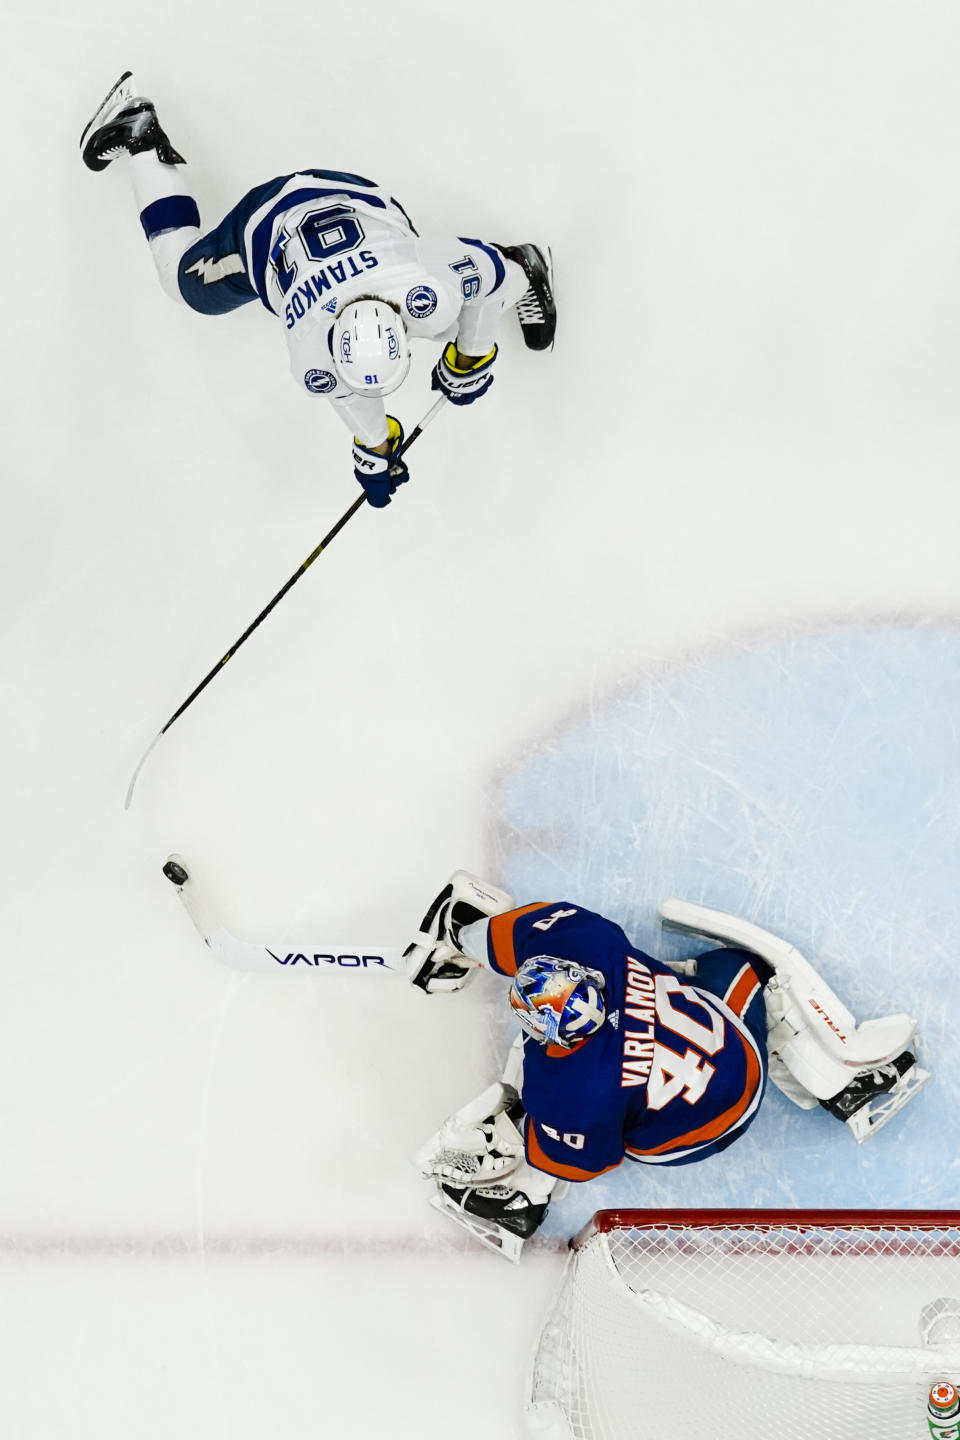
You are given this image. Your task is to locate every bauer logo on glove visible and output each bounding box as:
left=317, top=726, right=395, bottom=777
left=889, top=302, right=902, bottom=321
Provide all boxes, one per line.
left=431, top=342, right=498, bottom=406
left=352, top=416, right=409, bottom=508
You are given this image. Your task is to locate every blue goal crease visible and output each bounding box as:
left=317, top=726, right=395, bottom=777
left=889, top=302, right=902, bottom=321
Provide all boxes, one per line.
left=486, top=625, right=960, bottom=1233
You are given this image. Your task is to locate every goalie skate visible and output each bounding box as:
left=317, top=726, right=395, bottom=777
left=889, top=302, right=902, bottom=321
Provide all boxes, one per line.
left=497, top=244, right=556, bottom=351
left=430, top=1176, right=561, bottom=1265
left=823, top=1049, right=930, bottom=1144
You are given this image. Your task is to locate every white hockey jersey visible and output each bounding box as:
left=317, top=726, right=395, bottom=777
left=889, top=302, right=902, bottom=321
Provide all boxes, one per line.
left=234, top=172, right=527, bottom=444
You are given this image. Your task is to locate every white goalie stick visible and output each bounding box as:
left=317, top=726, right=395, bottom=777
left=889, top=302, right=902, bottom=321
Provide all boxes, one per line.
left=162, top=855, right=405, bottom=975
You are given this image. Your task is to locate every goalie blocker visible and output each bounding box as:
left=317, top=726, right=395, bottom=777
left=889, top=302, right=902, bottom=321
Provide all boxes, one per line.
left=403, top=870, right=514, bottom=993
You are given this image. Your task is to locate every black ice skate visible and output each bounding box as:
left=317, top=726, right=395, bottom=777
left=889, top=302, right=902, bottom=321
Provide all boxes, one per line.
left=81, top=70, right=185, bottom=171
left=435, top=1178, right=552, bottom=1263
left=497, top=243, right=556, bottom=351
left=820, top=1050, right=924, bottom=1140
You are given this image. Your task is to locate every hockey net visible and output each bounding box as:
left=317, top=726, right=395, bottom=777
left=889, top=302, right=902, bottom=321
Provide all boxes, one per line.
left=525, top=1209, right=960, bottom=1440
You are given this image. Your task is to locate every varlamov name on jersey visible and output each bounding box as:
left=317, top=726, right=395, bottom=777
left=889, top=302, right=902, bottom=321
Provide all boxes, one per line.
left=283, top=250, right=380, bottom=329
left=621, top=956, right=657, bottom=1088
left=484, top=900, right=767, bottom=1177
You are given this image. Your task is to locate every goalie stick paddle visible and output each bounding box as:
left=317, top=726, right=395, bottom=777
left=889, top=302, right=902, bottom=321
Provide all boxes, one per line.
left=125, top=397, right=447, bottom=810
left=162, top=855, right=405, bottom=974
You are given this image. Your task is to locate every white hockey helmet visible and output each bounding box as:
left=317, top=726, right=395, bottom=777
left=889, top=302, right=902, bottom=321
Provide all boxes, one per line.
left=332, top=298, right=410, bottom=397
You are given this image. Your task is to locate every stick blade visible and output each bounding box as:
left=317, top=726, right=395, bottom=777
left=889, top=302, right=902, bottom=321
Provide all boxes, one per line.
left=125, top=732, right=162, bottom=810
left=161, top=855, right=405, bottom=974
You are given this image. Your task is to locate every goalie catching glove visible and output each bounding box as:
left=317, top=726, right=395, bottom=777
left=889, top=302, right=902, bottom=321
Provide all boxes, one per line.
left=404, top=869, right=514, bottom=993
left=352, top=416, right=409, bottom=508
left=415, top=1080, right=525, bottom=1187
left=430, top=343, right=498, bottom=405
left=416, top=1051, right=563, bottom=1261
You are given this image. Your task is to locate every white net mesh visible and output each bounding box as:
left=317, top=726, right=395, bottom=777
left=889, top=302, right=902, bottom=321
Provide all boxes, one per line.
left=526, top=1212, right=960, bottom=1440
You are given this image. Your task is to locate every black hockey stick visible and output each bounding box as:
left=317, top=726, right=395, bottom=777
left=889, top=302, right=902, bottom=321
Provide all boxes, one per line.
left=125, top=397, right=446, bottom=809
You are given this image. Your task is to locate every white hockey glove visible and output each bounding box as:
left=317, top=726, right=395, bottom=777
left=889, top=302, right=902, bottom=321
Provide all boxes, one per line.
left=416, top=1081, right=525, bottom=1187
left=404, top=869, right=514, bottom=994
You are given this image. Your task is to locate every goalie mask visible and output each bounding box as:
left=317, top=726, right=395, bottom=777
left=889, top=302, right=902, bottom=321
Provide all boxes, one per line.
left=332, top=297, right=411, bottom=397
left=509, top=956, right=606, bottom=1049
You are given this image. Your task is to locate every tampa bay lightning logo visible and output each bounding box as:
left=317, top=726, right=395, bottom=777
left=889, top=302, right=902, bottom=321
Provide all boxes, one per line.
left=405, top=285, right=438, bottom=319
left=304, top=369, right=337, bottom=394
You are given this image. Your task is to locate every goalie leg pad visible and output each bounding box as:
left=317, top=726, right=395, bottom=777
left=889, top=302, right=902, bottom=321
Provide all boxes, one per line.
left=660, top=899, right=925, bottom=1105
left=767, top=1051, right=820, bottom=1110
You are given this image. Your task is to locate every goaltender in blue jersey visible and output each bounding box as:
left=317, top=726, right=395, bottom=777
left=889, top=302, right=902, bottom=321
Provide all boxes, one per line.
left=81, top=73, right=554, bottom=509
left=406, top=874, right=926, bottom=1260
left=483, top=900, right=767, bottom=1179
left=406, top=875, right=770, bottom=1260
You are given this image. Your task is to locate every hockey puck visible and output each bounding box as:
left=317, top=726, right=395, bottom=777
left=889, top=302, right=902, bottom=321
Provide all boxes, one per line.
left=162, top=859, right=189, bottom=887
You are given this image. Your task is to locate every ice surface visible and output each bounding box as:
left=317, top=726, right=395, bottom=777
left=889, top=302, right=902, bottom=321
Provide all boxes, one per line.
left=492, top=625, right=960, bottom=1228
left=4, top=0, right=960, bottom=1434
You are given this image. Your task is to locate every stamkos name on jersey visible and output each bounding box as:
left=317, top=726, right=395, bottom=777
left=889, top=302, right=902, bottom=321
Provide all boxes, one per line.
left=284, top=250, right=380, bottom=329
left=621, top=955, right=657, bottom=1089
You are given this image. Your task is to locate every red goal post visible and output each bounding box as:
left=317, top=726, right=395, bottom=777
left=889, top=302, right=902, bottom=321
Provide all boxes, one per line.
left=575, top=1206, right=960, bottom=1248
left=526, top=1208, right=960, bottom=1440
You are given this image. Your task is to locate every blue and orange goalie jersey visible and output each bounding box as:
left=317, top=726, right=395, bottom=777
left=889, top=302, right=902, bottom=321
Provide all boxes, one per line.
left=480, top=902, right=768, bottom=1182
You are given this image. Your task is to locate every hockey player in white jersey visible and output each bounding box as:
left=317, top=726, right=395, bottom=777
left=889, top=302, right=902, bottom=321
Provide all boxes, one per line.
left=80, top=73, right=555, bottom=508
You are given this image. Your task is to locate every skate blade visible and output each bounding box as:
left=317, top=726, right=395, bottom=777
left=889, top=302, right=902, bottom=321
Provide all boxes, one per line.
left=544, top=245, right=555, bottom=352
left=846, top=1064, right=930, bottom=1143
left=522, top=244, right=555, bottom=353
left=429, top=1191, right=524, bottom=1264
left=80, top=71, right=139, bottom=152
